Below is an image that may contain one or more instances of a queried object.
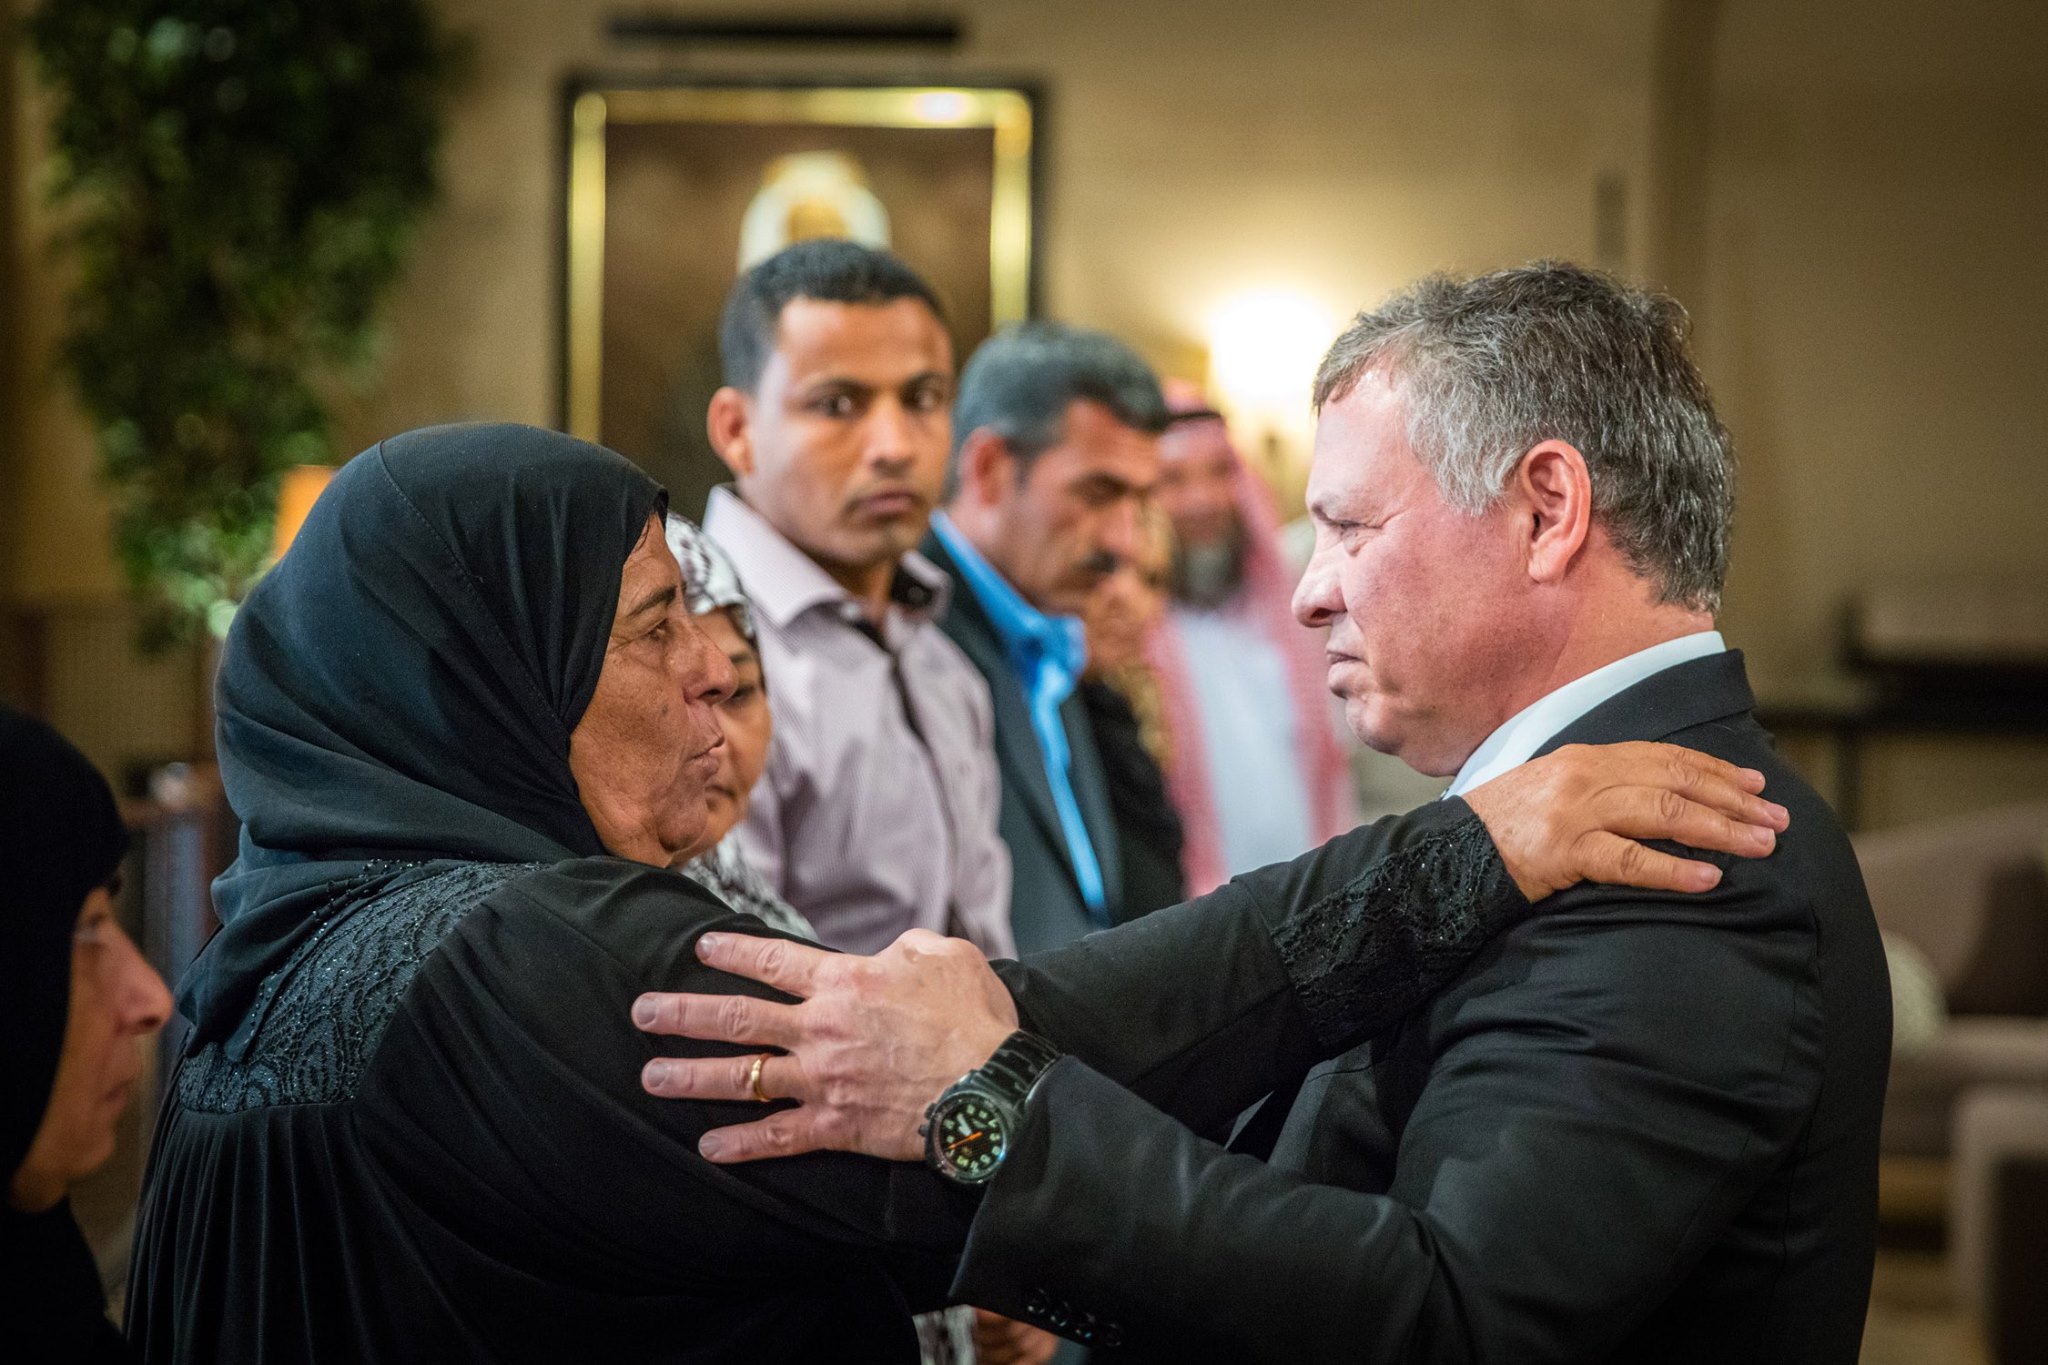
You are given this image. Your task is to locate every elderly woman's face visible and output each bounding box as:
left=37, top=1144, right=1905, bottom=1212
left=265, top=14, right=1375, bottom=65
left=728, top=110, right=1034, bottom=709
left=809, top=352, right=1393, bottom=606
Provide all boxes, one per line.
left=9, top=885, right=172, bottom=1213
left=569, top=516, right=737, bottom=866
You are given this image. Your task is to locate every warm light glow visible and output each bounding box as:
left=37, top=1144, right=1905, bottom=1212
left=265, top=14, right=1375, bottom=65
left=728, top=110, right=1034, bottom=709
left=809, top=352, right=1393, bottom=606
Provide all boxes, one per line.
left=910, top=90, right=973, bottom=123
left=1205, top=289, right=1342, bottom=501
left=1207, top=289, right=1338, bottom=421
left=273, top=465, right=336, bottom=561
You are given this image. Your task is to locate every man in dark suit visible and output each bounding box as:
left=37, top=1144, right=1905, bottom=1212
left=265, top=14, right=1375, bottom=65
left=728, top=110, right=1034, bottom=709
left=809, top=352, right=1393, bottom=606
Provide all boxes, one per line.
left=922, top=322, right=1175, bottom=954
left=635, top=262, right=1892, bottom=1363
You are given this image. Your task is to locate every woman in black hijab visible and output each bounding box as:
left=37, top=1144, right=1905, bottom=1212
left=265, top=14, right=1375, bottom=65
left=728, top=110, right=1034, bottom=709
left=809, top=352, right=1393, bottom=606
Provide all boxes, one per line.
left=125, top=423, right=1748, bottom=1363
left=131, top=423, right=1002, bottom=1363
left=2, top=706, right=172, bottom=1362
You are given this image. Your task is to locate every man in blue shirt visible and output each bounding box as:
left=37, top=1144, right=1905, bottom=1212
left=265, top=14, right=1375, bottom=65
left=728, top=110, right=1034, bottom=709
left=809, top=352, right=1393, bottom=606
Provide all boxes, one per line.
left=924, top=322, right=1172, bottom=958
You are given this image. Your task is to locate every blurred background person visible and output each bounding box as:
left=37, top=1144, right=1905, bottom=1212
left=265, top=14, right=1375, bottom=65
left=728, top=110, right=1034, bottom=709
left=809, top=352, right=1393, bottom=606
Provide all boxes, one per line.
left=1076, top=503, right=1186, bottom=920
left=703, top=240, right=1014, bottom=961
left=926, top=321, right=1171, bottom=955
left=2, top=704, right=173, bottom=1362
left=1150, top=384, right=1359, bottom=894
left=927, top=324, right=1173, bottom=1365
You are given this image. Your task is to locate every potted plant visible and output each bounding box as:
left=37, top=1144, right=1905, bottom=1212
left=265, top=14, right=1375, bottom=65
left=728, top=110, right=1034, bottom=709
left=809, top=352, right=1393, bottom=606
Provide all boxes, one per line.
left=28, top=0, right=460, bottom=647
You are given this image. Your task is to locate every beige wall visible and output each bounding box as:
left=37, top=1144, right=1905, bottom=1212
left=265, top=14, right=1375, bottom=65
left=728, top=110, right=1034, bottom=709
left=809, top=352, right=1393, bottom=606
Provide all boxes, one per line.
left=1699, top=0, right=2048, bottom=826
left=7, top=0, right=2045, bottom=825
left=1704, top=0, right=2048, bottom=677
left=329, top=0, right=1657, bottom=453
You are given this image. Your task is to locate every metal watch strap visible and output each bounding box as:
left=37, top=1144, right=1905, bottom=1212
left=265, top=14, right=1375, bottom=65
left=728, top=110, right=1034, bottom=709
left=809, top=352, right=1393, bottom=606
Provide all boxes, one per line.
left=972, top=1030, right=1062, bottom=1105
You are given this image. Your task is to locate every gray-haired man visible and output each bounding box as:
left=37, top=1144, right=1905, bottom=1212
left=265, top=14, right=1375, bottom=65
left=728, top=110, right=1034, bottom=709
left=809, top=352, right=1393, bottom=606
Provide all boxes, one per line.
left=640, top=262, right=1890, bottom=1364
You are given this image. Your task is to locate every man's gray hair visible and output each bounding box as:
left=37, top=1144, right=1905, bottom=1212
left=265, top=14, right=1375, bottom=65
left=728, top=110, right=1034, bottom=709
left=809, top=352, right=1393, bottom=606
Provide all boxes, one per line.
left=948, top=321, right=1169, bottom=497
left=1313, top=261, right=1735, bottom=613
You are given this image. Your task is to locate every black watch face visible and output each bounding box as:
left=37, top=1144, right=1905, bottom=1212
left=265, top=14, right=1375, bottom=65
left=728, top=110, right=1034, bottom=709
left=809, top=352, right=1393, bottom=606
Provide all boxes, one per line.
left=932, top=1093, right=1009, bottom=1182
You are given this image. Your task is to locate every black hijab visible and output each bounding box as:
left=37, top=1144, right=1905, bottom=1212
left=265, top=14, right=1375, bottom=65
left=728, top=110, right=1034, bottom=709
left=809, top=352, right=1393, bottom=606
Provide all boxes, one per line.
left=1, top=705, right=131, bottom=1361
left=0, top=707, right=129, bottom=1189
left=181, top=423, right=664, bottom=1057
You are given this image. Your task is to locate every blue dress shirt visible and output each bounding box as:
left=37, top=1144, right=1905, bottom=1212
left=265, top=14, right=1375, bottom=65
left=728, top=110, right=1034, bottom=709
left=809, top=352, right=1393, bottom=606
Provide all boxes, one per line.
left=930, top=513, right=1109, bottom=923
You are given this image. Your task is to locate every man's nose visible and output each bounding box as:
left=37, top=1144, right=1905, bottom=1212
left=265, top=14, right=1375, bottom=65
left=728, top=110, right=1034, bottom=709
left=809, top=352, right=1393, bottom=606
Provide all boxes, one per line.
left=1099, top=497, right=1145, bottom=566
left=861, top=397, right=916, bottom=470
left=1293, top=547, right=1341, bottom=629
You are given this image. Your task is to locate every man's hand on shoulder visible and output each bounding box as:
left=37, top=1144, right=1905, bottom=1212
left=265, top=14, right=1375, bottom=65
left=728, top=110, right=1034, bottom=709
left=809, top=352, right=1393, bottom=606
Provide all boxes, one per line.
left=633, top=928, right=1016, bottom=1162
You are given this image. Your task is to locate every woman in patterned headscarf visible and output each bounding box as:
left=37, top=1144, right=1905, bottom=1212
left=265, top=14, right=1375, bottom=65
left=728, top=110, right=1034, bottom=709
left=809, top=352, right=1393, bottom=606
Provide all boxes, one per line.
left=663, top=515, right=814, bottom=940
left=666, top=516, right=978, bottom=1365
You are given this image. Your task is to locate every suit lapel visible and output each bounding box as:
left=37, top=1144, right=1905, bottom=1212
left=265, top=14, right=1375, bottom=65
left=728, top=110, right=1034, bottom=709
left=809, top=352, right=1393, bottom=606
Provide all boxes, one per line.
left=924, top=537, right=1072, bottom=860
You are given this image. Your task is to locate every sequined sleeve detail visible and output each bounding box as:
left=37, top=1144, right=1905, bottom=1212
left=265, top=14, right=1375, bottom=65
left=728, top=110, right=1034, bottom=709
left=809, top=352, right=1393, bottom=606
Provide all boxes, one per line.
left=1271, top=813, right=1522, bottom=1049
left=179, top=862, right=542, bottom=1113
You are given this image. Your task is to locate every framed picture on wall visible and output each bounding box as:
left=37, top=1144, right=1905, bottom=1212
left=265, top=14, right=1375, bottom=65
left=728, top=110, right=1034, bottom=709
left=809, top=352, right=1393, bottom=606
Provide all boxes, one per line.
left=561, top=80, right=1038, bottom=515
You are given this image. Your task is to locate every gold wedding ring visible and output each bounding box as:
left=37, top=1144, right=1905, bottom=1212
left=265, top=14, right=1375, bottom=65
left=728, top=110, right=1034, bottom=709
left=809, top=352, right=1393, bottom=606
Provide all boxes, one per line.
left=746, top=1053, right=772, bottom=1104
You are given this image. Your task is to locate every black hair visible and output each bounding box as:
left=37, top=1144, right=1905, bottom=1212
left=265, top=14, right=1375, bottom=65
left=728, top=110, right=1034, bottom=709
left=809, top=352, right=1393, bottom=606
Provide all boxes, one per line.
left=718, top=239, right=948, bottom=391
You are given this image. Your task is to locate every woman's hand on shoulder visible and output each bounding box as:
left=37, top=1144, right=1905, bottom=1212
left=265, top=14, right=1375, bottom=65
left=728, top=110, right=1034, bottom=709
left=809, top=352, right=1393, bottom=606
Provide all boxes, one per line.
left=1463, top=742, right=1788, bottom=902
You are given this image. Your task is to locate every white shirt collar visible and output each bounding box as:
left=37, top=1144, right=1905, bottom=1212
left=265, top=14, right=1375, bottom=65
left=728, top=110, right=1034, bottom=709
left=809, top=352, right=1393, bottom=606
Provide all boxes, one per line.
left=1444, top=631, right=1727, bottom=797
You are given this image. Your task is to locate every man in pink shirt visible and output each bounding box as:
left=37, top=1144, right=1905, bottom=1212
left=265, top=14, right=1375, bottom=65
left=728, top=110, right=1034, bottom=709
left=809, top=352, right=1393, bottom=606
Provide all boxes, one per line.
left=701, top=240, right=1014, bottom=961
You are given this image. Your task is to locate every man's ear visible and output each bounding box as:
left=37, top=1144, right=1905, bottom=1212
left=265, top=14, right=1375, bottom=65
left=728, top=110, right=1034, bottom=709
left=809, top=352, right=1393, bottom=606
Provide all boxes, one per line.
left=954, top=427, right=1016, bottom=508
left=1514, top=440, right=1593, bottom=585
left=707, top=387, right=755, bottom=479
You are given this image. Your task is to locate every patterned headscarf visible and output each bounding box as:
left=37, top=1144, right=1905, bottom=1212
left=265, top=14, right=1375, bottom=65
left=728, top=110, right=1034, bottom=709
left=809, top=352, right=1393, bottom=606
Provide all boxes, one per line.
left=664, top=513, right=753, bottom=644
left=662, top=513, right=814, bottom=941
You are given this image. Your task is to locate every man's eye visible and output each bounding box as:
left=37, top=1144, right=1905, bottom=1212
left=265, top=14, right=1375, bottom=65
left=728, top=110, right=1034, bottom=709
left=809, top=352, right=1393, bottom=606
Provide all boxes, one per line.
left=1342, top=521, right=1388, bottom=550
left=906, top=385, right=947, bottom=414
left=813, top=393, right=858, bottom=418
left=725, top=683, right=758, bottom=706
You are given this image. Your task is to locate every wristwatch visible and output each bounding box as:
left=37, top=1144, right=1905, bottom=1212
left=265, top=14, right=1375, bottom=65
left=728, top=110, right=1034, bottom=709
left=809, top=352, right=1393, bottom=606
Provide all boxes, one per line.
left=921, top=1030, right=1063, bottom=1185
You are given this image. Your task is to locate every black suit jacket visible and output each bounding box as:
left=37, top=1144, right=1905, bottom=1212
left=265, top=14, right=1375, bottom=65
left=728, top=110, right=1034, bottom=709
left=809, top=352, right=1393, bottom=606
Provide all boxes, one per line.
left=959, top=651, right=1892, bottom=1364
left=923, top=535, right=1128, bottom=954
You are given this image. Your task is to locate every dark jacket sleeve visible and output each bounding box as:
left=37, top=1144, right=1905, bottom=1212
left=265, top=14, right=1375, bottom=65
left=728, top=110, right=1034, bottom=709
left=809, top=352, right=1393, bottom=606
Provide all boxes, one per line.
left=954, top=870, right=1826, bottom=1362
left=992, top=798, right=1525, bottom=1136
left=356, top=859, right=977, bottom=1309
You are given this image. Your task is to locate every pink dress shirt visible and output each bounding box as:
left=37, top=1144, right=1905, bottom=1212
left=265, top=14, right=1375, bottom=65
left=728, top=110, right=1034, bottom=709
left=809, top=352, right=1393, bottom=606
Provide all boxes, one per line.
left=703, top=488, right=1014, bottom=958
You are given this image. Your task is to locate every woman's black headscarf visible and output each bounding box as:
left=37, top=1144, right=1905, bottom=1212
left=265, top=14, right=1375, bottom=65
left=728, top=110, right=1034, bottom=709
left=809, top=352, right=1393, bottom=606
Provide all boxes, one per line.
left=0, top=706, right=129, bottom=1187
left=1, top=706, right=131, bottom=1360
left=181, top=423, right=664, bottom=1057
